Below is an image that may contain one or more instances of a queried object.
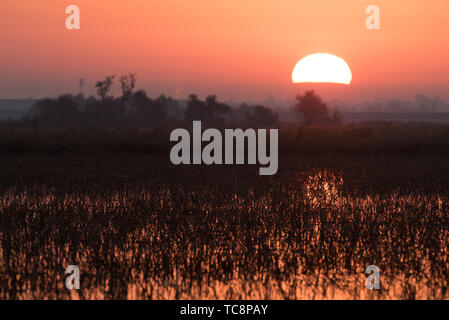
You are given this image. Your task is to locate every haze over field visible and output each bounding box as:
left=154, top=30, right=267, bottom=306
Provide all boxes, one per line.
left=4, top=94, right=449, bottom=124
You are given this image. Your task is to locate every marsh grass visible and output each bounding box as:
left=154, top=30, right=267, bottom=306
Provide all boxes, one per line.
left=0, top=124, right=448, bottom=299
left=0, top=123, right=449, bottom=155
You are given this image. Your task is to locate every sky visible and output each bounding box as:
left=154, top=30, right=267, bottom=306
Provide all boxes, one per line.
left=1, top=0, right=449, bottom=103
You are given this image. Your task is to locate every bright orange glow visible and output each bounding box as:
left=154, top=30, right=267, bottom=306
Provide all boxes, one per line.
left=292, top=54, right=352, bottom=85
left=0, top=0, right=449, bottom=101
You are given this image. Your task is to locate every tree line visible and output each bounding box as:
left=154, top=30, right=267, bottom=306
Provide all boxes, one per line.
left=27, top=74, right=341, bottom=127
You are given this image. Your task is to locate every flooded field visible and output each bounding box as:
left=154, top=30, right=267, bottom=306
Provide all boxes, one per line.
left=0, top=154, right=448, bottom=299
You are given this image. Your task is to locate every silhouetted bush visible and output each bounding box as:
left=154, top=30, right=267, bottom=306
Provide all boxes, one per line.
left=245, top=104, right=278, bottom=127
left=185, top=94, right=231, bottom=125
left=31, top=94, right=80, bottom=125
left=295, top=90, right=343, bottom=125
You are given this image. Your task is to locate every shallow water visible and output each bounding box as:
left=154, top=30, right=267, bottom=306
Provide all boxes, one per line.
left=1, top=155, right=448, bottom=299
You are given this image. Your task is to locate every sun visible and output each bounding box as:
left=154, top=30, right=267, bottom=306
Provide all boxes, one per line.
left=292, top=53, right=352, bottom=85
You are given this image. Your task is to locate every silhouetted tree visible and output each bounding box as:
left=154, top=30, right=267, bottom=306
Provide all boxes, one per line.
left=84, top=97, right=124, bottom=124
left=205, top=95, right=231, bottom=124
left=150, top=95, right=170, bottom=125
left=156, top=94, right=181, bottom=122
left=185, top=94, right=206, bottom=123
left=32, top=94, right=79, bottom=125
left=247, top=105, right=278, bottom=126
left=295, top=91, right=329, bottom=125
left=126, top=91, right=171, bottom=125
left=231, top=103, right=252, bottom=124
left=95, top=75, right=115, bottom=101
left=127, top=90, right=152, bottom=123
left=185, top=94, right=230, bottom=125
left=119, top=73, right=137, bottom=101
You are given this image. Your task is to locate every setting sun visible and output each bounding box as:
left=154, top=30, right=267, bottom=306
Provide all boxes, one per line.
left=292, top=53, right=352, bottom=85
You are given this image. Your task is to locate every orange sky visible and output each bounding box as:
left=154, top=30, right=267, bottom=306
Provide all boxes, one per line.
left=1, top=0, right=448, bottom=102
